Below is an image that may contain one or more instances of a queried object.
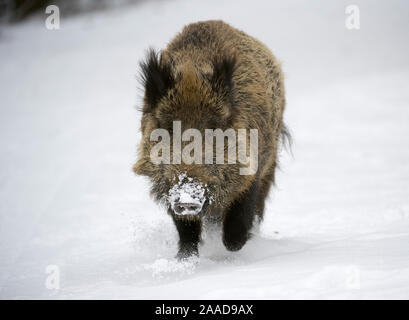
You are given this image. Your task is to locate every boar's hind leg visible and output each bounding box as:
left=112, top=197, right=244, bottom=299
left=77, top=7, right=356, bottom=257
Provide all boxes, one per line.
left=223, top=181, right=259, bottom=251
left=256, top=167, right=275, bottom=220
left=171, top=214, right=202, bottom=259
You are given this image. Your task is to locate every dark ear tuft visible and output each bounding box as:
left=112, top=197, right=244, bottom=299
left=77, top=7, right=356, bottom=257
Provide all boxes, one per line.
left=211, top=55, right=236, bottom=96
left=139, top=49, right=174, bottom=112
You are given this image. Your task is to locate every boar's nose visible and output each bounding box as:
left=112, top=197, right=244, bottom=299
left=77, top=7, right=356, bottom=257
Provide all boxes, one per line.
left=168, top=175, right=207, bottom=216
left=173, top=202, right=201, bottom=215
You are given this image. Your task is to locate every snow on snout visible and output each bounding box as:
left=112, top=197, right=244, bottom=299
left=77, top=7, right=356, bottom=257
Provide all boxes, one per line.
left=168, top=173, right=207, bottom=216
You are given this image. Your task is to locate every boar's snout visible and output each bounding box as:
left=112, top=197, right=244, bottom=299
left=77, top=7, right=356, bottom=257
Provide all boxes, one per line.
left=168, top=175, right=207, bottom=216
left=173, top=202, right=202, bottom=215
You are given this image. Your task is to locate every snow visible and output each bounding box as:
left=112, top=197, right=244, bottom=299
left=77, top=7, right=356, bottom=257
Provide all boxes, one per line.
left=0, top=0, right=409, bottom=299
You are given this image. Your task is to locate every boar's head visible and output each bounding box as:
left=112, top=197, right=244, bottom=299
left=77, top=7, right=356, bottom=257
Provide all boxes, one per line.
left=133, top=49, right=255, bottom=217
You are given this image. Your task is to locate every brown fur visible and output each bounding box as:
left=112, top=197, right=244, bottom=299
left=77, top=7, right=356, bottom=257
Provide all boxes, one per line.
left=134, top=20, right=286, bottom=223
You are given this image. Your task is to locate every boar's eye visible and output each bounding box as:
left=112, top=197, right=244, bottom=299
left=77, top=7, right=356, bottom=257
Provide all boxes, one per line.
left=139, top=49, right=175, bottom=113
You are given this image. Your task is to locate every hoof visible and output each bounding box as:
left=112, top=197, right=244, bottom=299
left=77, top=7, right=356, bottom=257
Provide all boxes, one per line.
left=223, top=232, right=249, bottom=252
left=176, top=244, right=199, bottom=260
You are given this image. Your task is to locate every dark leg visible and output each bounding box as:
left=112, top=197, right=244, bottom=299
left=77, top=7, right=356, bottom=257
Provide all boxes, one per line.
left=171, top=213, right=202, bottom=259
left=223, top=180, right=259, bottom=251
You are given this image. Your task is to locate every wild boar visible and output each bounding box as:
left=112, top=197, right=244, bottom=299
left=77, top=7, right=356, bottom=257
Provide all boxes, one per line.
left=134, top=20, right=289, bottom=259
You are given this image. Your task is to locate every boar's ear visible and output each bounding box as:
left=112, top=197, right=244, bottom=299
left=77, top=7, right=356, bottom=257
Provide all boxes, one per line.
left=139, top=49, right=174, bottom=112
left=210, top=55, right=236, bottom=102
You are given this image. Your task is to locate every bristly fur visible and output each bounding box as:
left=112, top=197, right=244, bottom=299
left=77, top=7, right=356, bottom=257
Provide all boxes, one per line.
left=134, top=20, right=288, bottom=257
left=211, top=55, right=237, bottom=105
left=139, top=48, right=174, bottom=112
left=280, top=122, right=293, bottom=153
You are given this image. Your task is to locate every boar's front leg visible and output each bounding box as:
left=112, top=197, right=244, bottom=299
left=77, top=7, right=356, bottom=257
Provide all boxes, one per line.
left=223, top=181, right=259, bottom=251
left=171, top=213, right=202, bottom=259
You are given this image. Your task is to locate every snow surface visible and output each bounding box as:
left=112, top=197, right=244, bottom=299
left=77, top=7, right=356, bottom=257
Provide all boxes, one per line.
left=0, top=0, right=409, bottom=299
